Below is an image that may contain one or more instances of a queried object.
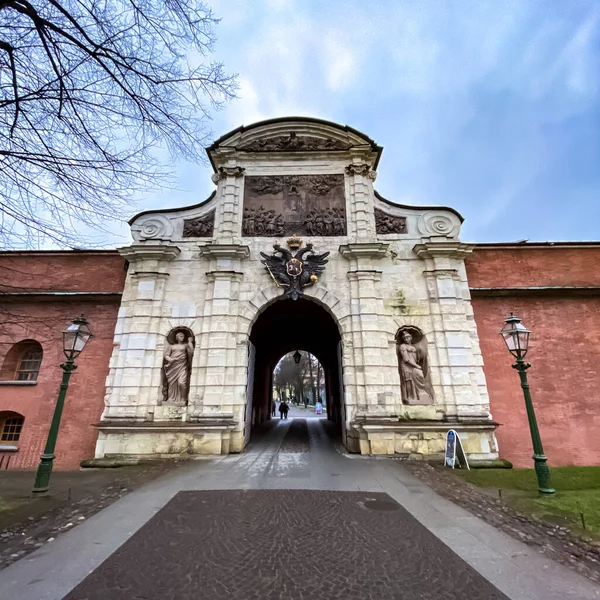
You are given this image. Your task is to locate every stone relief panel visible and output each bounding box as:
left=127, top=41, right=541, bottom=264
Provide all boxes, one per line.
left=242, top=174, right=347, bottom=237
left=161, top=327, right=195, bottom=406
left=239, top=132, right=349, bottom=152
left=375, top=208, right=407, bottom=234
left=182, top=211, right=215, bottom=238
left=396, top=326, right=435, bottom=405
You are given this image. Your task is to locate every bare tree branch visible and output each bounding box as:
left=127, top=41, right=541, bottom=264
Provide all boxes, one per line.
left=0, top=0, right=237, bottom=249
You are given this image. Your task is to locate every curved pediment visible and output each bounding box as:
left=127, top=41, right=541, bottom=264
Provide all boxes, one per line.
left=207, top=116, right=382, bottom=168
left=374, top=191, right=464, bottom=239
left=129, top=192, right=218, bottom=242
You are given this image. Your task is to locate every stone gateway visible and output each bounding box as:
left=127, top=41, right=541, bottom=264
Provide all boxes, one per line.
left=95, top=117, right=498, bottom=463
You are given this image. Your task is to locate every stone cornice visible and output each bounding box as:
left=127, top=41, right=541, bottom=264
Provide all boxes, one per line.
left=470, top=286, right=600, bottom=297
left=118, top=244, right=181, bottom=263
left=339, top=243, right=389, bottom=259
left=198, top=244, right=251, bottom=260
left=412, top=240, right=473, bottom=260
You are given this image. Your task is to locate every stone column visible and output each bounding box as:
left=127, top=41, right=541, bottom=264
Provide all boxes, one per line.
left=193, top=244, right=250, bottom=451
left=413, top=238, right=490, bottom=421
left=210, top=161, right=245, bottom=244
left=103, top=244, right=180, bottom=420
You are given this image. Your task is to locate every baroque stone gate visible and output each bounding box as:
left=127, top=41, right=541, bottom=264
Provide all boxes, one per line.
left=96, top=117, right=499, bottom=462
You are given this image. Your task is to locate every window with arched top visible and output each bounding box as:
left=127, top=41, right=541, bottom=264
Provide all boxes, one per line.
left=0, top=340, right=43, bottom=382
left=16, top=347, right=43, bottom=381
left=0, top=411, right=24, bottom=446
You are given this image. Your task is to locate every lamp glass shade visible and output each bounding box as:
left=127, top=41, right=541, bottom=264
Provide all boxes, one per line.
left=62, top=316, right=93, bottom=359
left=293, top=350, right=302, bottom=365
left=500, top=314, right=531, bottom=359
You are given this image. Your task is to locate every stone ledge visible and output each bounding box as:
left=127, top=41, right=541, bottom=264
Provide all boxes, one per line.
left=350, top=418, right=499, bottom=433
left=93, top=419, right=237, bottom=433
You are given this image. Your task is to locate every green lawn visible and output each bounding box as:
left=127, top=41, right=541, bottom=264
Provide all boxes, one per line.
left=456, top=466, right=600, bottom=536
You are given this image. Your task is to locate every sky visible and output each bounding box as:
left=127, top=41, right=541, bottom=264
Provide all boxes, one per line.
left=111, top=0, right=600, bottom=245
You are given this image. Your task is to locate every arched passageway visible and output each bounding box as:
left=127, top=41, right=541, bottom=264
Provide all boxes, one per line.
left=246, top=297, right=344, bottom=444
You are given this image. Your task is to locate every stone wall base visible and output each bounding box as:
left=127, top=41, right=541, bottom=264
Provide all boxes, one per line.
left=94, top=418, right=239, bottom=458
left=347, top=418, right=499, bottom=462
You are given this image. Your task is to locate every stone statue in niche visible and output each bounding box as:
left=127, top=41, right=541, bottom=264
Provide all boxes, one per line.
left=396, top=327, right=434, bottom=405
left=161, top=328, right=195, bottom=405
left=182, top=211, right=214, bottom=237
left=375, top=209, right=407, bottom=234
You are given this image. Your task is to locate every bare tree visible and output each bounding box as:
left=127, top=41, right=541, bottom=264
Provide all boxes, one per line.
left=0, top=0, right=237, bottom=248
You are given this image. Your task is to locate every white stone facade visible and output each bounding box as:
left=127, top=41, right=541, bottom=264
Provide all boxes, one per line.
left=96, top=118, right=498, bottom=462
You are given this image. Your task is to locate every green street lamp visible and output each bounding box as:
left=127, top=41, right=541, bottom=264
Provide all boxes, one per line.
left=32, top=316, right=93, bottom=496
left=500, top=313, right=554, bottom=495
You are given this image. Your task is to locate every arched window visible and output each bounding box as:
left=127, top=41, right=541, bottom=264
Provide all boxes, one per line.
left=0, top=340, right=43, bottom=382
left=0, top=411, right=24, bottom=445
left=16, top=347, right=43, bottom=381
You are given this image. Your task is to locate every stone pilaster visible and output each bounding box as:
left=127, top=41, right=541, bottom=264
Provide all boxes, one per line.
left=413, top=238, right=490, bottom=422
left=103, top=244, right=180, bottom=420
left=194, top=244, right=250, bottom=442
left=339, top=243, right=392, bottom=418
left=345, top=155, right=377, bottom=241
left=211, top=161, right=245, bottom=244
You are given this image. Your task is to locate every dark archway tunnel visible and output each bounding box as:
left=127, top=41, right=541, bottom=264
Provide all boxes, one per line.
left=247, top=297, right=344, bottom=439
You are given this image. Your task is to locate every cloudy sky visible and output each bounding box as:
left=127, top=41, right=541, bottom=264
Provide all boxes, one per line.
left=114, top=0, right=600, bottom=245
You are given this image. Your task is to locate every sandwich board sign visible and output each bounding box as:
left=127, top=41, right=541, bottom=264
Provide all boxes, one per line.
left=444, top=429, right=470, bottom=470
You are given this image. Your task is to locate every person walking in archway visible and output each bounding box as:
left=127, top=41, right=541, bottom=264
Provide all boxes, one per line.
left=272, top=399, right=277, bottom=417
left=279, top=400, right=289, bottom=420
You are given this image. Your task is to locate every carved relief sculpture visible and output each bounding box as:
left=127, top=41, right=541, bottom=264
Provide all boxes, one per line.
left=396, top=327, right=434, bottom=405
left=243, top=174, right=347, bottom=236
left=162, top=328, right=195, bottom=405
left=182, top=211, right=215, bottom=237
left=239, top=132, right=349, bottom=152
left=260, top=235, right=329, bottom=300
left=375, top=209, right=407, bottom=234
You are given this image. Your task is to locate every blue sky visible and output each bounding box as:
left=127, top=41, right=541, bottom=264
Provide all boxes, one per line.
left=113, top=0, right=600, bottom=245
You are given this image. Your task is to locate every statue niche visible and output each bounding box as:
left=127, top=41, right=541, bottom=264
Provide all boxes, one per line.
left=161, top=327, right=195, bottom=405
left=396, top=326, right=434, bottom=405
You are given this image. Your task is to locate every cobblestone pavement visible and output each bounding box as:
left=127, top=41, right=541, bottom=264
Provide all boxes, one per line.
left=65, top=489, right=509, bottom=600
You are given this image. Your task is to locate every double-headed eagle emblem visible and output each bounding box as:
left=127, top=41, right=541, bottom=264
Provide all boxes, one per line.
left=260, top=235, right=329, bottom=300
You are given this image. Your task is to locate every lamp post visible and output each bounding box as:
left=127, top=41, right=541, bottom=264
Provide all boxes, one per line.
left=32, top=316, right=93, bottom=496
left=500, top=313, right=554, bottom=495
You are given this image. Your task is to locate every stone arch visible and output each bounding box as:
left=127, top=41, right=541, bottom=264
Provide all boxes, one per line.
left=242, top=289, right=348, bottom=445
left=242, top=284, right=348, bottom=338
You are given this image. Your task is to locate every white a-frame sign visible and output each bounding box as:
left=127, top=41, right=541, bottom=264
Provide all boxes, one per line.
left=444, top=429, right=470, bottom=470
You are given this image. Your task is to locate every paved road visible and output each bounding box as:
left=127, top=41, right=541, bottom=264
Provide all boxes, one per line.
left=1, top=418, right=599, bottom=600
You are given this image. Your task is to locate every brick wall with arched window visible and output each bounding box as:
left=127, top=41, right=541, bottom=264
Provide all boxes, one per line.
left=0, top=340, right=43, bottom=382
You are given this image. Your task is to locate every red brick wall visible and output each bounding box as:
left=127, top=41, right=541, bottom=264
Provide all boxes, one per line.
left=0, top=252, right=126, bottom=470
left=467, top=245, right=600, bottom=468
